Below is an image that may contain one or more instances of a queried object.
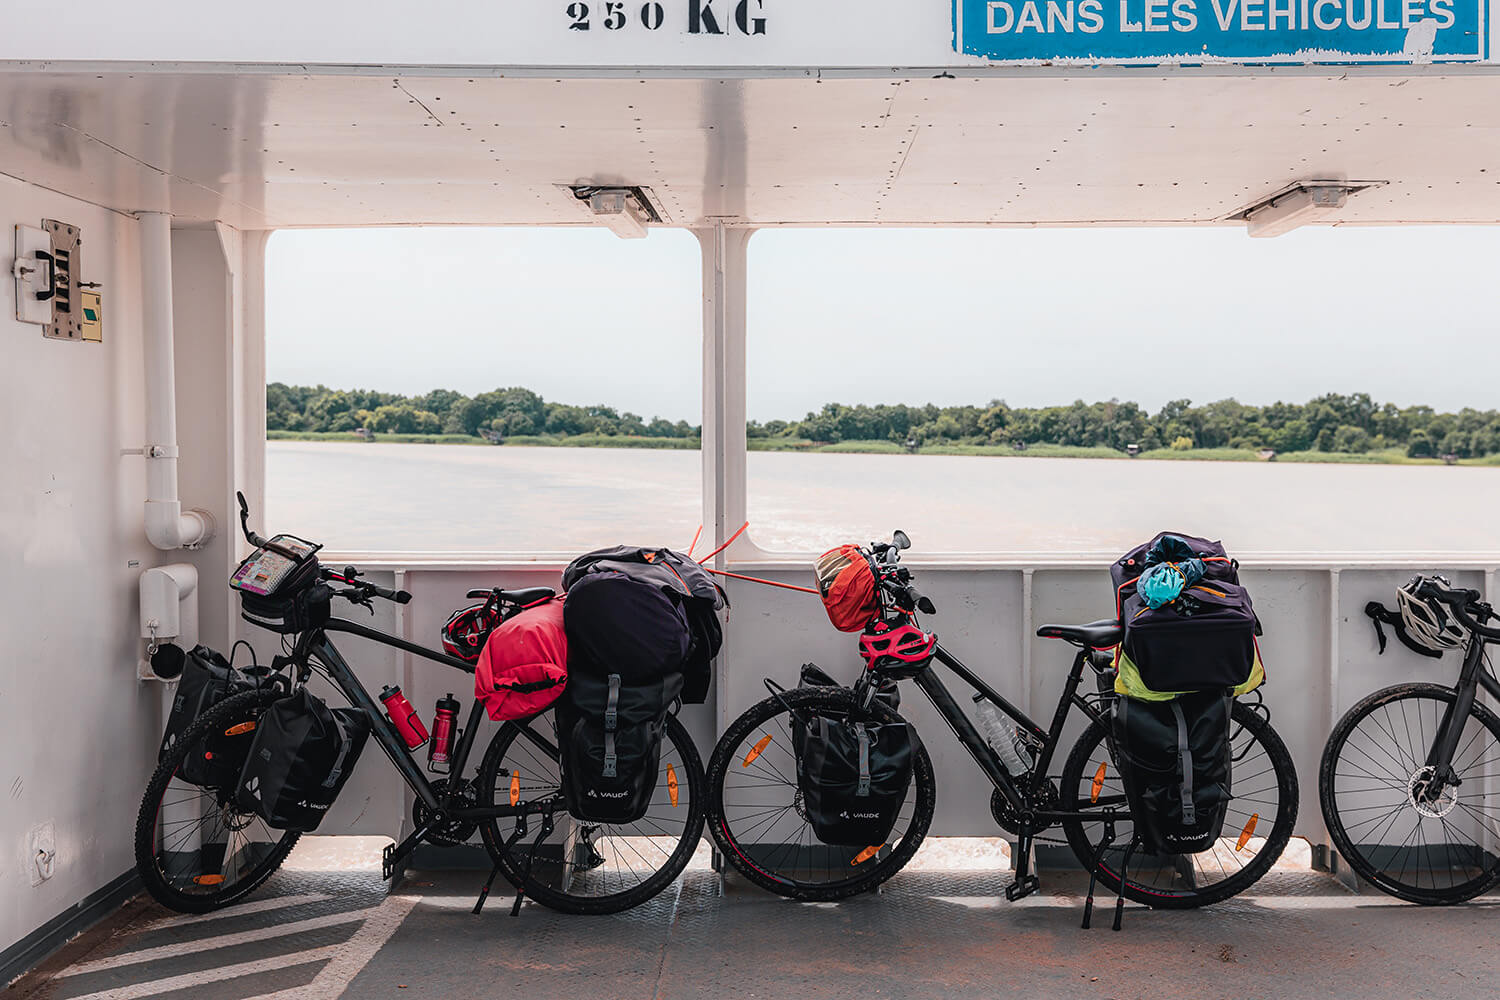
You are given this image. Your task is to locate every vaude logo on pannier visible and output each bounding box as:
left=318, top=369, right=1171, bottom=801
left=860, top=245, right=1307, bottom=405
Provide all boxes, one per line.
left=587, top=787, right=632, bottom=799
left=840, top=809, right=882, bottom=821
left=294, top=799, right=332, bottom=812
left=243, top=775, right=260, bottom=800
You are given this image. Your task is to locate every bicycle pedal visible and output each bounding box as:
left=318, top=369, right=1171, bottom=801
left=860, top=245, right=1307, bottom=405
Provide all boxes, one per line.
left=1004, top=875, right=1040, bottom=902
left=382, top=843, right=396, bottom=882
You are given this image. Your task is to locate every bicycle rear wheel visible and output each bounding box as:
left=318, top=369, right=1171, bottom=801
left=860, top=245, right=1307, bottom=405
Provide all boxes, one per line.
left=134, top=688, right=302, bottom=913
left=1320, top=682, right=1500, bottom=904
left=475, top=710, right=705, bottom=914
left=706, top=686, right=935, bottom=901
left=1060, top=698, right=1298, bottom=908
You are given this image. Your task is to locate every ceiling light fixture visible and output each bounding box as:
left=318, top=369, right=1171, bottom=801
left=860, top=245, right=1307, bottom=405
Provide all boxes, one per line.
left=1241, top=182, right=1372, bottom=238
left=588, top=189, right=650, bottom=239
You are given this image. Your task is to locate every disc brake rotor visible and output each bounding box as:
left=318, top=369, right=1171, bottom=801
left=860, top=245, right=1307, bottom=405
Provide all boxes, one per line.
left=1407, top=766, right=1459, bottom=819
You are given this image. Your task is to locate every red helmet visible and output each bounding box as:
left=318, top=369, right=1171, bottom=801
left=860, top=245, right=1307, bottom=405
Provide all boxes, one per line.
left=859, top=620, right=936, bottom=672
left=442, top=601, right=502, bottom=663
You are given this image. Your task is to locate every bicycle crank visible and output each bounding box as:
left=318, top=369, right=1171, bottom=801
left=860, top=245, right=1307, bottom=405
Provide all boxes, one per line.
left=412, top=778, right=479, bottom=846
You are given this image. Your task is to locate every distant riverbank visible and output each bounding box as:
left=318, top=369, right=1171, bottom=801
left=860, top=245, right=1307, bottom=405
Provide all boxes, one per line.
left=265, top=431, right=1500, bottom=466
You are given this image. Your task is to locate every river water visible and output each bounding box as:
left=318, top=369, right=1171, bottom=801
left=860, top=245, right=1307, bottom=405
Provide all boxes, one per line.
left=265, top=441, right=1500, bottom=555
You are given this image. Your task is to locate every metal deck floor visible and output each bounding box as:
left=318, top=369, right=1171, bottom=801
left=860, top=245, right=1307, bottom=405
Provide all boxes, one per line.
left=12, top=855, right=1500, bottom=1000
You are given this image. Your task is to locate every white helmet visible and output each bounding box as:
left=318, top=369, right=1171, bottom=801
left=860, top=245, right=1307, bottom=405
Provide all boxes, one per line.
left=1395, top=575, right=1468, bottom=653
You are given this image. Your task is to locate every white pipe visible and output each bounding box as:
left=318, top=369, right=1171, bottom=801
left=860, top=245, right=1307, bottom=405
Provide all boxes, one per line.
left=138, top=212, right=213, bottom=550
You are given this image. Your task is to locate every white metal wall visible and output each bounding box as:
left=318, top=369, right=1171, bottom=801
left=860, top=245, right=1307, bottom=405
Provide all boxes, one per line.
left=0, top=182, right=160, bottom=956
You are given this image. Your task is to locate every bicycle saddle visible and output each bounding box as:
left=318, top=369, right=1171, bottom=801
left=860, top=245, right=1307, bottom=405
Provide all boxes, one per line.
left=1036, top=619, right=1123, bottom=648
left=466, top=586, right=557, bottom=605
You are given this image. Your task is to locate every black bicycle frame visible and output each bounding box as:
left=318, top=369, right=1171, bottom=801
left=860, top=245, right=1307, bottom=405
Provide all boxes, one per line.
left=1427, top=633, right=1500, bottom=781
left=881, top=640, right=1125, bottom=824
left=301, top=617, right=559, bottom=822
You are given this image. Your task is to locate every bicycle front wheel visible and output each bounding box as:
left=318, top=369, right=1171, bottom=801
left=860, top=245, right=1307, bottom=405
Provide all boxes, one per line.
left=1321, top=682, right=1500, bottom=904
left=475, top=711, right=705, bottom=914
left=134, top=688, right=302, bottom=913
left=1060, top=698, right=1298, bottom=908
left=706, top=686, right=935, bottom=901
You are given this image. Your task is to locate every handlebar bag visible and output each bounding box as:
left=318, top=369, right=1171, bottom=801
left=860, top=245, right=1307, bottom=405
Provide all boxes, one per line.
left=475, top=599, right=569, bottom=721
left=160, top=645, right=258, bottom=788
left=236, top=689, right=370, bottom=832
left=814, top=544, right=880, bottom=632
left=1111, top=690, right=1232, bottom=856
left=794, top=712, right=915, bottom=848
left=240, top=580, right=332, bottom=635
left=1119, top=581, right=1258, bottom=693
left=563, top=546, right=726, bottom=704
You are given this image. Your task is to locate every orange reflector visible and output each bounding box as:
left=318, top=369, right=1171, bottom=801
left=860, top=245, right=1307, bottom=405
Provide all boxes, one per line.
left=1236, top=813, right=1259, bottom=852
left=192, top=874, right=224, bottom=886
left=509, top=773, right=520, bottom=807
left=225, top=721, right=257, bottom=736
left=668, top=764, right=679, bottom=807
left=743, top=734, right=772, bottom=767
left=1091, top=762, right=1107, bottom=803
left=851, top=845, right=882, bottom=866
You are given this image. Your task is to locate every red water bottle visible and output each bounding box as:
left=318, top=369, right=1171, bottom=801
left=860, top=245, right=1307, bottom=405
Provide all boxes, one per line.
left=428, top=693, right=460, bottom=773
left=379, top=685, right=429, bottom=750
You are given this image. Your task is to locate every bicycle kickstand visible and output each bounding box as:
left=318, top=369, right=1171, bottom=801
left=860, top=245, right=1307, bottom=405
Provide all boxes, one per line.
left=1081, top=822, right=1116, bottom=930
left=510, top=812, right=556, bottom=918
left=473, top=816, right=529, bottom=916
left=1112, top=834, right=1140, bottom=932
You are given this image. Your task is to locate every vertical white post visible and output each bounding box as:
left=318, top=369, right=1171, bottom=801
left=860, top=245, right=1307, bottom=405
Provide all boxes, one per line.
left=697, top=226, right=750, bottom=733
left=1326, top=568, right=1344, bottom=879
left=1020, top=569, right=1034, bottom=718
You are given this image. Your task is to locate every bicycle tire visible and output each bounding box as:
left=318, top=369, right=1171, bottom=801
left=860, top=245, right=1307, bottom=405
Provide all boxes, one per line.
left=1320, top=682, right=1500, bottom=904
left=706, top=686, right=935, bottom=901
left=474, top=710, right=706, bottom=915
left=1059, top=698, right=1298, bottom=908
left=134, top=688, right=302, bottom=913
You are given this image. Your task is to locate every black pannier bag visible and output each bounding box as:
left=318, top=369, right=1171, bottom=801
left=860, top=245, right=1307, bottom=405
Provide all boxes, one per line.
left=794, top=714, right=915, bottom=848
left=791, top=668, right=916, bottom=847
left=559, top=571, right=687, bottom=823
left=236, top=689, right=370, bottom=832
left=159, top=646, right=257, bottom=787
left=1112, top=690, right=1232, bottom=855
left=563, top=545, right=727, bottom=704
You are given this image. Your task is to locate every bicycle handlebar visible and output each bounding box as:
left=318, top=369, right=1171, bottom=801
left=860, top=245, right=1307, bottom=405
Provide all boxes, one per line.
left=1415, top=579, right=1500, bottom=641
left=324, top=567, right=411, bottom=605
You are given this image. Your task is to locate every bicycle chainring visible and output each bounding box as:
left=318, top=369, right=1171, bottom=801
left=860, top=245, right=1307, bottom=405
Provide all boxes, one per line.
left=990, top=780, right=1060, bottom=836
left=412, top=778, right=479, bottom=846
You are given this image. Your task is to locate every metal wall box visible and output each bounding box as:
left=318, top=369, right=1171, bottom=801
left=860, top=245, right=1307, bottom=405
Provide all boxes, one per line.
left=41, top=219, right=84, bottom=341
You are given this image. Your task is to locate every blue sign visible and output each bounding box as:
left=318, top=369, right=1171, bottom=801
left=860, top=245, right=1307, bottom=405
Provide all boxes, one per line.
left=954, top=0, right=1488, bottom=63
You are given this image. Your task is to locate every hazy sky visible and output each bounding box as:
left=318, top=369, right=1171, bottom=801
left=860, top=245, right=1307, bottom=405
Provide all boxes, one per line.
left=267, top=225, right=1500, bottom=424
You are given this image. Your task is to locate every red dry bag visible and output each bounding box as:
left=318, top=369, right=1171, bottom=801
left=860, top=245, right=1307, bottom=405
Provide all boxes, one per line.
left=474, top=599, right=569, bottom=721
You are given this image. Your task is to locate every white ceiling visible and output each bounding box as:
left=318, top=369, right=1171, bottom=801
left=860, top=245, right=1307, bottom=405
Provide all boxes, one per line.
left=3, top=68, right=1500, bottom=229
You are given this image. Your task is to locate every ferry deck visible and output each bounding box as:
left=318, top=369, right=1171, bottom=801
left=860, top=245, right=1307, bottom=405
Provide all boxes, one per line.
left=4, top=4, right=1500, bottom=996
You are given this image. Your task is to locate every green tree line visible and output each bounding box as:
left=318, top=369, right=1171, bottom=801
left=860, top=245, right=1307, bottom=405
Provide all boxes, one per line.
left=266, top=384, right=699, bottom=440
left=269, top=384, right=1500, bottom=458
left=761, top=393, right=1500, bottom=458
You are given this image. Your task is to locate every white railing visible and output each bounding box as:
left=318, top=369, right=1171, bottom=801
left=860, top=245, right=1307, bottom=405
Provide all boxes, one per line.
left=301, top=554, right=1498, bottom=861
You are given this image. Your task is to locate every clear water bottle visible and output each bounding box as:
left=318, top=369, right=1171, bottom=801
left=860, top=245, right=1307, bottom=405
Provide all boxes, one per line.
left=973, top=694, right=1033, bottom=776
